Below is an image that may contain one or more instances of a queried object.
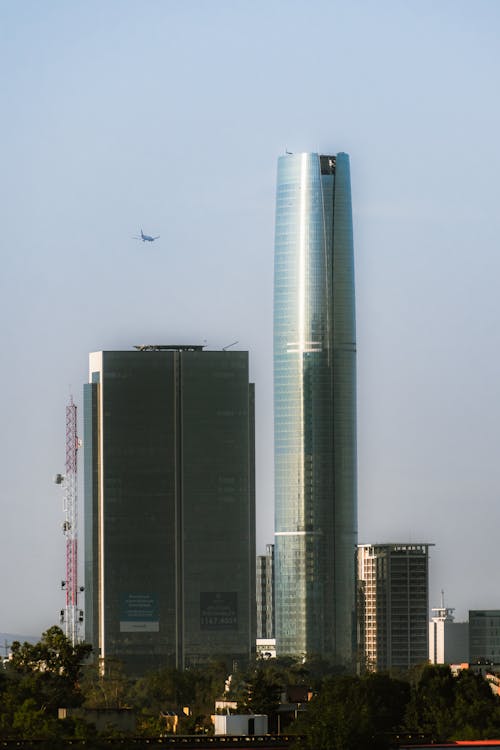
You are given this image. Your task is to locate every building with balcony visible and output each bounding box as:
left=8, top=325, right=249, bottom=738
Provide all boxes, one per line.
left=358, top=543, right=431, bottom=672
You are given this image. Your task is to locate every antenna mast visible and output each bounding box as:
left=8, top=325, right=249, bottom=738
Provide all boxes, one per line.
left=55, top=396, right=83, bottom=644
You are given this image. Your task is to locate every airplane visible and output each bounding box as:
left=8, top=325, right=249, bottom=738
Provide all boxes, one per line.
left=132, top=228, right=160, bottom=243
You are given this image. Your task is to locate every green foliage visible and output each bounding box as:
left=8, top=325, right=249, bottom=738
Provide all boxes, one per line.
left=291, top=673, right=408, bottom=750
left=405, top=664, right=456, bottom=741
left=11, top=697, right=59, bottom=738
left=290, top=665, right=500, bottom=750
left=363, top=672, right=410, bottom=734
left=452, top=668, right=499, bottom=737
left=80, top=657, right=130, bottom=709
left=133, top=666, right=199, bottom=710
left=129, top=660, right=228, bottom=735
left=5, top=636, right=500, bottom=746
left=0, top=626, right=91, bottom=740
left=9, top=625, right=92, bottom=684
left=237, top=667, right=282, bottom=715
left=405, top=664, right=500, bottom=741
left=268, top=655, right=347, bottom=689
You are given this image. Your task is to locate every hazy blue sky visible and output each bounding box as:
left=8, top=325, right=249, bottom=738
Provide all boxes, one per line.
left=2, top=0, right=500, bottom=634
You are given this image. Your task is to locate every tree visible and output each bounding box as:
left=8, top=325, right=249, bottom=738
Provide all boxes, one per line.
left=404, top=664, right=456, bottom=742
left=403, top=664, right=500, bottom=742
left=9, top=626, right=91, bottom=688
left=363, top=672, right=410, bottom=735
left=292, top=673, right=412, bottom=750
left=0, top=627, right=91, bottom=740
left=292, top=676, right=377, bottom=750
left=452, top=669, right=500, bottom=739
left=80, top=658, right=130, bottom=709
left=129, top=661, right=228, bottom=735
left=11, top=698, right=58, bottom=739
left=237, top=667, right=282, bottom=715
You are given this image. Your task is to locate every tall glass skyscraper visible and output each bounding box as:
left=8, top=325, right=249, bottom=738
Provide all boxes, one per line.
left=273, top=152, right=357, bottom=664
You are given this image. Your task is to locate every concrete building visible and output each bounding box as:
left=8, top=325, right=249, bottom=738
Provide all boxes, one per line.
left=256, top=544, right=274, bottom=640
left=429, top=596, right=469, bottom=665
left=214, top=715, right=268, bottom=736
left=84, top=345, right=256, bottom=675
left=273, top=152, right=357, bottom=665
left=357, top=543, right=431, bottom=672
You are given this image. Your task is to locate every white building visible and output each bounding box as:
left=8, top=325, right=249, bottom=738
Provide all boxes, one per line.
left=429, top=595, right=469, bottom=665
left=214, top=714, right=268, bottom=736
left=256, top=638, right=276, bottom=659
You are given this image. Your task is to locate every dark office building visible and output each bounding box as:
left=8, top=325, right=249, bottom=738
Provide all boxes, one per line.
left=256, top=544, right=275, bottom=639
left=469, top=610, right=500, bottom=667
left=84, top=346, right=256, bottom=675
left=358, top=543, right=431, bottom=672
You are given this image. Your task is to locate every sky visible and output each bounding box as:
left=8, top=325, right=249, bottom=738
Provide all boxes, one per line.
left=1, top=0, right=500, bottom=635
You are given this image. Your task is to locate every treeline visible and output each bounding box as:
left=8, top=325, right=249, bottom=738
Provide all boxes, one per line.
left=2, top=627, right=500, bottom=749
left=0, top=626, right=229, bottom=740
left=292, top=666, right=500, bottom=749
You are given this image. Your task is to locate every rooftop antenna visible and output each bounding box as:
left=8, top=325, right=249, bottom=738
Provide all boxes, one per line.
left=223, top=341, right=238, bottom=351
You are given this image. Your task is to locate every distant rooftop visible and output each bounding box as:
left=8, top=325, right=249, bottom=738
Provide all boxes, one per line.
left=358, top=542, right=435, bottom=551
left=134, top=344, right=205, bottom=352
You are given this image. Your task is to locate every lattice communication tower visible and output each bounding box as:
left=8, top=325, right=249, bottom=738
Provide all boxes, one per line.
left=55, top=396, right=83, bottom=644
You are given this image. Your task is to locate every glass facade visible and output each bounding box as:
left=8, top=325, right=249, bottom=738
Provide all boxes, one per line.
left=84, top=348, right=255, bottom=675
left=469, top=610, right=500, bottom=665
left=273, top=152, right=357, bottom=664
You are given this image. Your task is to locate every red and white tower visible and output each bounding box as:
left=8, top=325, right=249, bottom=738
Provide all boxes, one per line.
left=55, top=396, right=83, bottom=644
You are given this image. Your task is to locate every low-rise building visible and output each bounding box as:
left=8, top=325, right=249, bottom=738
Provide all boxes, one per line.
left=214, top=714, right=268, bottom=736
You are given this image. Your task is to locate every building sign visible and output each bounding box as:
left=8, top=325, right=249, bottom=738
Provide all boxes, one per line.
left=120, top=592, right=159, bottom=632
left=200, top=592, right=238, bottom=630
